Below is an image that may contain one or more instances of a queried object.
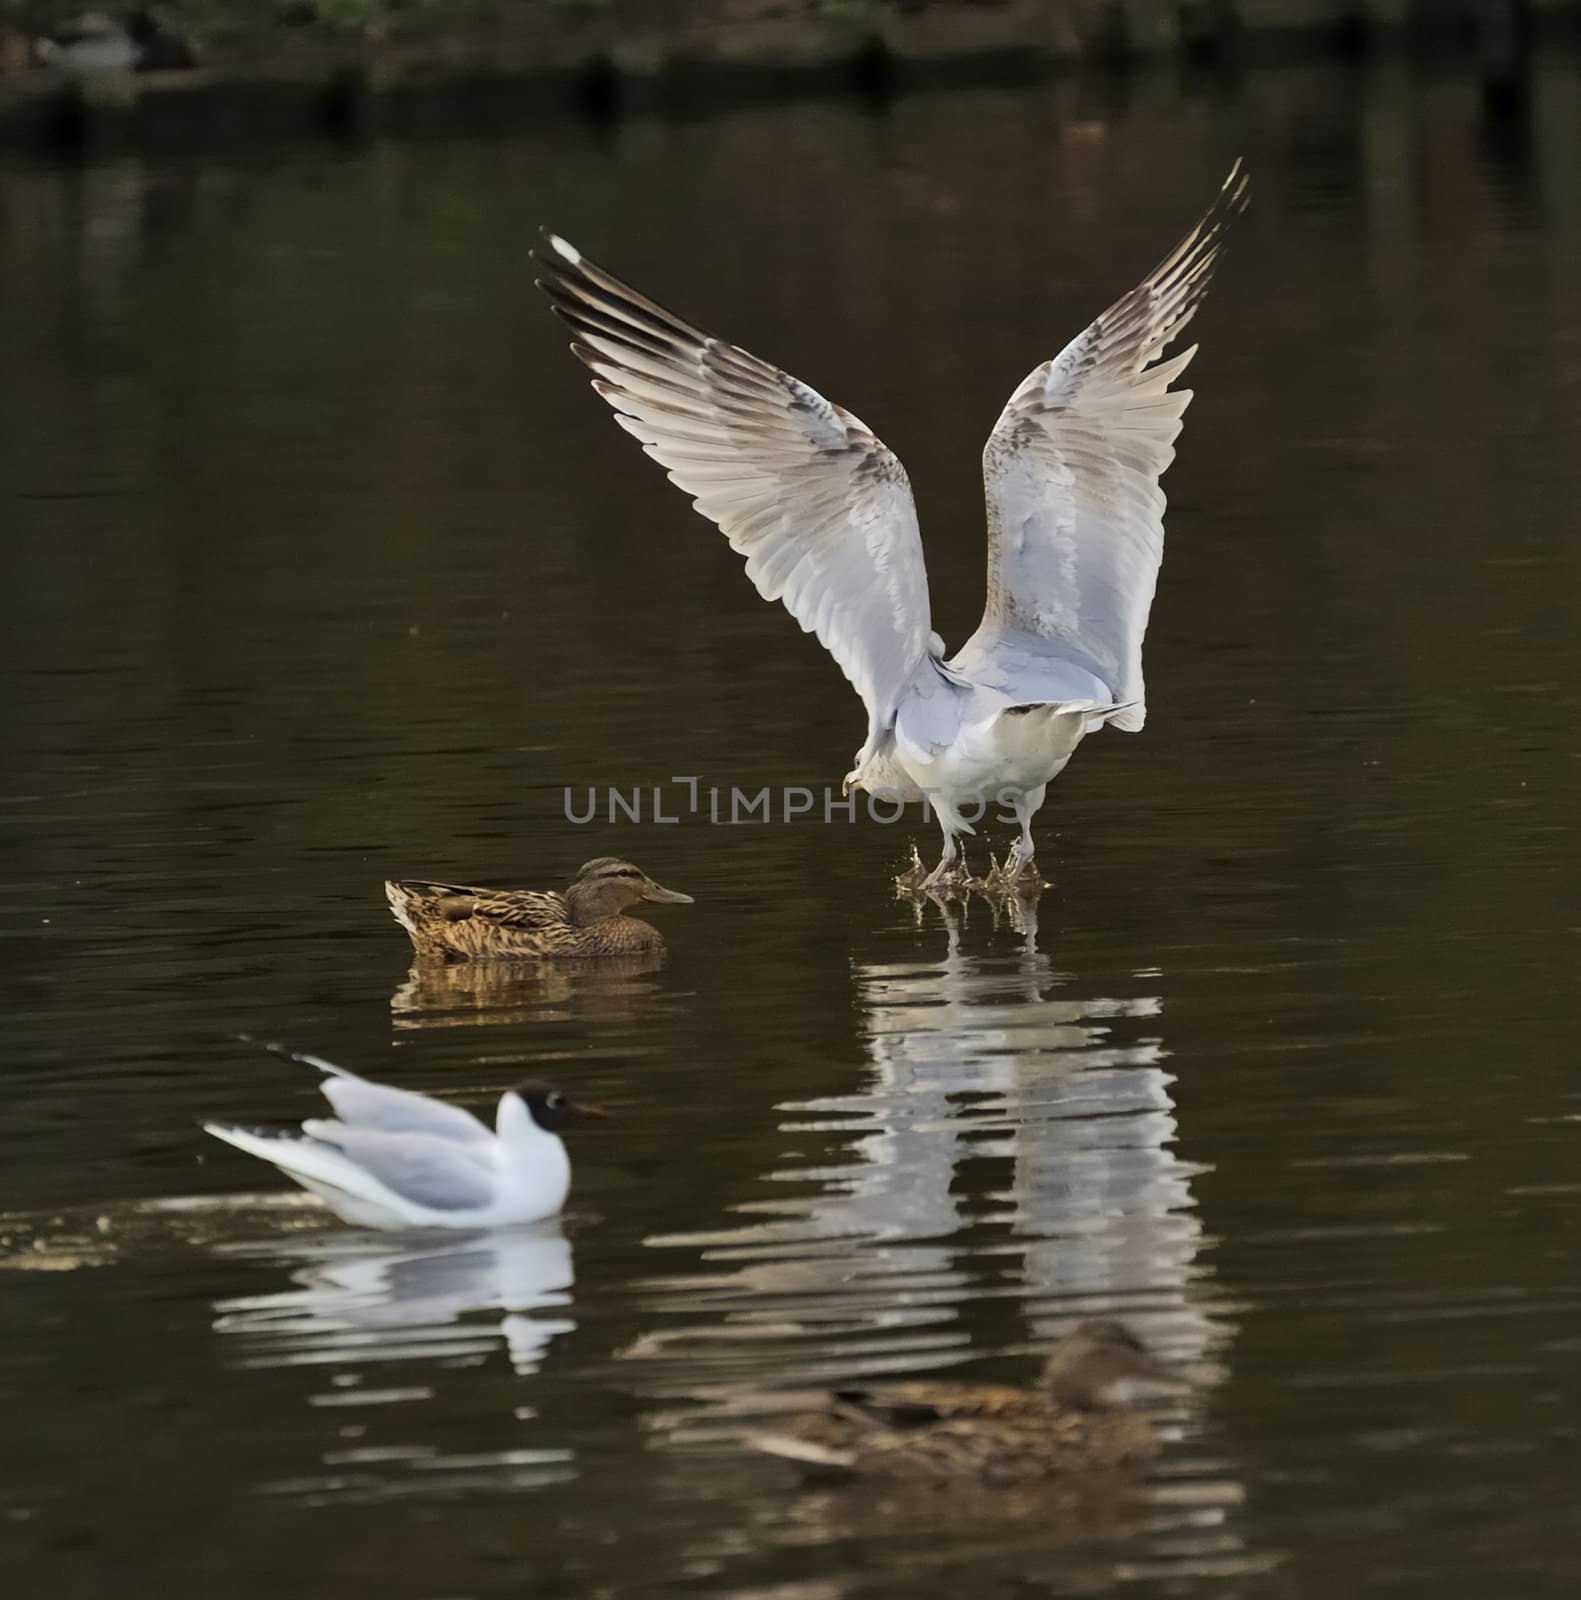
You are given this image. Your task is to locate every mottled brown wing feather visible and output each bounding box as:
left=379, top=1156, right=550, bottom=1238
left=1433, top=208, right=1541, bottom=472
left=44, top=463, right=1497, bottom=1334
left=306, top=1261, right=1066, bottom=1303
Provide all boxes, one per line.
left=782, top=1386, right=1159, bottom=1482
left=465, top=889, right=570, bottom=930
left=835, top=1381, right=1056, bottom=1426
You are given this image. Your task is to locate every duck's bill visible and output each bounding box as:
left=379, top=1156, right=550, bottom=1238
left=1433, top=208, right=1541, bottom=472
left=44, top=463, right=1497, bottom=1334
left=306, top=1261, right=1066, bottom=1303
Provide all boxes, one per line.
left=641, top=882, right=694, bottom=904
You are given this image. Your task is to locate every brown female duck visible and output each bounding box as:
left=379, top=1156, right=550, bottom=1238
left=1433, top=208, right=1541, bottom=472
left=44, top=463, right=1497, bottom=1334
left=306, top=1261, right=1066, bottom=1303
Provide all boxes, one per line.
left=751, top=1320, right=1181, bottom=1483
left=385, top=857, right=692, bottom=960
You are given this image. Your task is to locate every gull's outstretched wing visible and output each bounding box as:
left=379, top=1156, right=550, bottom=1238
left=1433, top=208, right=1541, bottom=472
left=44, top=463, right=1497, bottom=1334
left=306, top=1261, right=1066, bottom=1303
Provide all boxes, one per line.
left=534, top=235, right=934, bottom=739
left=958, top=163, right=1248, bottom=731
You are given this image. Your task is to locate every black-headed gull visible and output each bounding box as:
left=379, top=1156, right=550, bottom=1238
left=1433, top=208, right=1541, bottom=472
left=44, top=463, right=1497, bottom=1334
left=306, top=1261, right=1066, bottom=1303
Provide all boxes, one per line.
left=204, top=1042, right=604, bottom=1230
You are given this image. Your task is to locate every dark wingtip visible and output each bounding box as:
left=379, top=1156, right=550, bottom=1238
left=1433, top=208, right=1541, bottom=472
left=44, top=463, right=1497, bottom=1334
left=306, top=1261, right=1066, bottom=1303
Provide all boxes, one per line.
left=230, top=1030, right=285, bottom=1058
left=229, top=1032, right=339, bottom=1076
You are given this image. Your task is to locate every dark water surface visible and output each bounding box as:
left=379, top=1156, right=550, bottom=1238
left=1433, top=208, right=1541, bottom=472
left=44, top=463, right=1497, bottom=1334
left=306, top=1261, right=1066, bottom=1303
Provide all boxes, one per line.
left=3, top=56, right=1581, bottom=1600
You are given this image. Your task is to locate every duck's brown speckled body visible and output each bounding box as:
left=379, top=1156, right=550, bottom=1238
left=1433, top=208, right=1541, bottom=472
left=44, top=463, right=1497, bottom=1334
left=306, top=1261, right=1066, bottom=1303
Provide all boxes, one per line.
left=752, top=1320, right=1179, bottom=1483
left=386, top=858, right=692, bottom=961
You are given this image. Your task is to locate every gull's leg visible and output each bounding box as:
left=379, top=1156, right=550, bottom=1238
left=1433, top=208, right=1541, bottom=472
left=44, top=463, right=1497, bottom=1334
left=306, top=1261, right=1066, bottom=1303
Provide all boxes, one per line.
left=921, top=799, right=976, bottom=889
left=920, top=821, right=959, bottom=890
left=1007, top=784, right=1047, bottom=880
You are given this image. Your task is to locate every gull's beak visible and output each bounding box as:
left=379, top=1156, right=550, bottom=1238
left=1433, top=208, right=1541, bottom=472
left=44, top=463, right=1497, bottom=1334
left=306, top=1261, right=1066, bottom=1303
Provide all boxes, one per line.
left=568, top=1099, right=610, bottom=1120
left=640, top=879, right=693, bottom=905
left=841, top=771, right=859, bottom=797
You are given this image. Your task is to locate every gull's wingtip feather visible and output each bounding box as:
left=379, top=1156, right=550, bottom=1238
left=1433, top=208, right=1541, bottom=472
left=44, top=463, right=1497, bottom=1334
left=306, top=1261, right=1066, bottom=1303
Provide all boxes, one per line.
left=202, top=1119, right=279, bottom=1149
left=543, top=232, right=582, bottom=266
left=230, top=1032, right=348, bottom=1079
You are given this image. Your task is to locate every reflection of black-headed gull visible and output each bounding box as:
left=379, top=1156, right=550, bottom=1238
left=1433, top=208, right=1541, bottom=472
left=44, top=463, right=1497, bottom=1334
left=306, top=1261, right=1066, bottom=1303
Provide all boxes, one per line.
left=214, top=1224, right=577, bottom=1378
left=535, top=164, right=1246, bottom=888
left=203, top=1042, right=603, bottom=1230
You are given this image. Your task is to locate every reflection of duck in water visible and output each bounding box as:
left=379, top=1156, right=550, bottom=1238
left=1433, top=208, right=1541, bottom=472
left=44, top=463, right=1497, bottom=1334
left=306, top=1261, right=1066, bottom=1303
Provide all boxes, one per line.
left=390, top=948, right=665, bottom=1030
left=752, top=1321, right=1180, bottom=1481
left=386, top=858, right=692, bottom=960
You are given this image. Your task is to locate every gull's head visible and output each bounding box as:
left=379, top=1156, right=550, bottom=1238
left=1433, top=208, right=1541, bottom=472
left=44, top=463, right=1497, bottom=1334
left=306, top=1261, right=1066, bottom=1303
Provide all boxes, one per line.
left=505, top=1081, right=609, bottom=1136
left=564, top=857, right=694, bottom=925
left=1040, top=1320, right=1190, bottom=1409
left=842, top=756, right=866, bottom=798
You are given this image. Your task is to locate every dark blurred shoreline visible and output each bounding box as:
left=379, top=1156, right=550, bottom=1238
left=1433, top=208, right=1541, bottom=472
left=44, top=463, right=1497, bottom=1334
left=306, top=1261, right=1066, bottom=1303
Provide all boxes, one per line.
left=0, top=0, right=1571, bottom=154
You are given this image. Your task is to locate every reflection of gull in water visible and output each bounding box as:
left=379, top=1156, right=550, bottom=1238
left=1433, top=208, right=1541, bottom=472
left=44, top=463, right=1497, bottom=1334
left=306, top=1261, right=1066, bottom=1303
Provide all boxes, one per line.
left=621, top=909, right=1248, bottom=1581
left=6, top=1198, right=587, bottom=1501
left=213, top=1222, right=577, bottom=1376
left=815, top=903, right=1163, bottom=1240
left=209, top=1223, right=580, bottom=1502
left=626, top=906, right=1220, bottom=1424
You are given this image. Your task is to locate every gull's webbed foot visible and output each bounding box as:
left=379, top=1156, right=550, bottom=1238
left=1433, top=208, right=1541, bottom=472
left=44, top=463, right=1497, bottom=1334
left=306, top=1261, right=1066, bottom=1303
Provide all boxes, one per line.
left=921, top=851, right=972, bottom=893
left=894, top=844, right=931, bottom=895
left=896, top=844, right=971, bottom=896
left=975, top=844, right=1049, bottom=896
left=1007, top=837, right=1045, bottom=886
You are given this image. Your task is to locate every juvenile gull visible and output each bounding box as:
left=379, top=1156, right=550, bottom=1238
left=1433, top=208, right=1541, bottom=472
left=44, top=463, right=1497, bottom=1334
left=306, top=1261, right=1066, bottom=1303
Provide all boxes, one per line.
left=534, top=164, right=1247, bottom=886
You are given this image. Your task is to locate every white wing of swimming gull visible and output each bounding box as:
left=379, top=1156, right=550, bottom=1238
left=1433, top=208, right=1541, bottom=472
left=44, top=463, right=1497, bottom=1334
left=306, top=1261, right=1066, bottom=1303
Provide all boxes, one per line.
left=232, top=1036, right=491, bottom=1146
left=955, top=160, right=1249, bottom=732
left=534, top=233, right=935, bottom=752
left=286, top=1125, right=497, bottom=1213
left=314, top=1070, right=492, bottom=1146
left=207, top=1042, right=589, bottom=1229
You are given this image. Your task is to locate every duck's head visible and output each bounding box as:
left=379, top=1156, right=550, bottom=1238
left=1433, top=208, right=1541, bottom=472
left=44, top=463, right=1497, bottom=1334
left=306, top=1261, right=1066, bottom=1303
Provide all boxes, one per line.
left=1040, top=1320, right=1186, bottom=1410
left=506, top=1080, right=608, bottom=1134
left=563, top=857, right=693, bottom=925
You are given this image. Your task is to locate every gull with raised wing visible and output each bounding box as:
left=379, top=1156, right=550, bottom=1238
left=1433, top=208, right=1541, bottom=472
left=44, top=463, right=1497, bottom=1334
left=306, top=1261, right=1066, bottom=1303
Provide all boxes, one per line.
left=534, top=164, right=1246, bottom=887
left=203, top=1040, right=604, bottom=1230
